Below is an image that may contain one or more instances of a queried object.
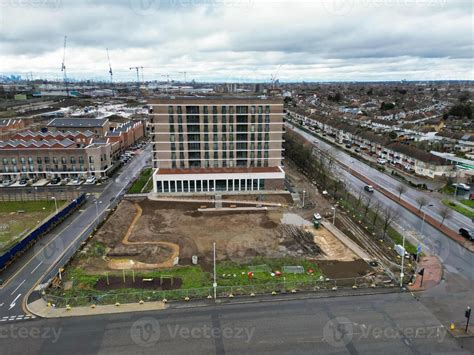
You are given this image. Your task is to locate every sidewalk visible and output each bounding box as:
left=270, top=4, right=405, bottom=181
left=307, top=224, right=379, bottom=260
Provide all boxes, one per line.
left=407, top=256, right=443, bottom=291
left=27, top=297, right=167, bottom=318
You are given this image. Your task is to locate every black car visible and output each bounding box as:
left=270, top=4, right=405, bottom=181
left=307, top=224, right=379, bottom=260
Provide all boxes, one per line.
left=19, top=178, right=28, bottom=185
left=50, top=177, right=61, bottom=185
left=459, top=228, right=474, bottom=241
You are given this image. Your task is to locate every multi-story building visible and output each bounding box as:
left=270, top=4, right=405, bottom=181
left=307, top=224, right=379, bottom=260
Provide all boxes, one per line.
left=0, top=130, right=112, bottom=180
left=149, top=96, right=285, bottom=193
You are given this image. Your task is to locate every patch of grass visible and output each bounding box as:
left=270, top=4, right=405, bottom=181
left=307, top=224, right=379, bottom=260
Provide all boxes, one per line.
left=387, top=227, right=417, bottom=255
left=142, top=176, right=154, bottom=193
left=442, top=199, right=474, bottom=219
left=460, top=199, right=474, bottom=209
left=128, top=167, right=153, bottom=194
left=439, top=185, right=455, bottom=195
left=0, top=200, right=65, bottom=213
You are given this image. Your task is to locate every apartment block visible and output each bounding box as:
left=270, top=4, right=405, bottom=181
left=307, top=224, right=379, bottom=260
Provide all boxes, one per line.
left=149, top=96, right=285, bottom=193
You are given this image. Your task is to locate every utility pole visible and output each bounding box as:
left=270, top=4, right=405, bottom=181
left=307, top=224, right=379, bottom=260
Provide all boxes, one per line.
left=302, top=190, right=306, bottom=208
left=466, top=306, right=471, bottom=333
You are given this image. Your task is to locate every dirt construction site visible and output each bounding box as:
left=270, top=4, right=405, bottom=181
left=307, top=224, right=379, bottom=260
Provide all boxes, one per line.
left=70, top=194, right=376, bottom=279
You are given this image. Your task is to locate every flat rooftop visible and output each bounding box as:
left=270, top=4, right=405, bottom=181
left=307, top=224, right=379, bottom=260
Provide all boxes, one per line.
left=149, top=96, right=283, bottom=105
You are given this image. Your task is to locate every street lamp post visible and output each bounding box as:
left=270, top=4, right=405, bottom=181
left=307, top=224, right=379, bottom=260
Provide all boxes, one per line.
left=331, top=206, right=336, bottom=225
left=420, top=203, right=434, bottom=235
left=302, top=190, right=306, bottom=208
left=400, top=232, right=406, bottom=288
left=51, top=196, right=58, bottom=214
left=213, top=242, right=217, bottom=300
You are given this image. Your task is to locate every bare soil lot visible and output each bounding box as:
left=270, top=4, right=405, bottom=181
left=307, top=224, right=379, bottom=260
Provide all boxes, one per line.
left=80, top=197, right=359, bottom=273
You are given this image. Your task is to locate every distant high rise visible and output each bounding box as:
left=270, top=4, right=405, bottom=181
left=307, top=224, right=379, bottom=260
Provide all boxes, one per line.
left=149, top=96, right=285, bottom=193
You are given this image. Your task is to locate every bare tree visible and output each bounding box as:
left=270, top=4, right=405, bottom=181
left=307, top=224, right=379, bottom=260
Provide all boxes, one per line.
left=362, top=195, right=373, bottom=219
left=372, top=202, right=382, bottom=226
left=438, top=206, right=453, bottom=226
left=416, top=196, right=429, bottom=212
left=396, top=184, right=408, bottom=200
left=381, top=207, right=399, bottom=239
left=355, top=191, right=364, bottom=209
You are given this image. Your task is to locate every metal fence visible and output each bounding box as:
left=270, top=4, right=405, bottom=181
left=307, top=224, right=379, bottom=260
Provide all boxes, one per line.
left=43, top=276, right=397, bottom=307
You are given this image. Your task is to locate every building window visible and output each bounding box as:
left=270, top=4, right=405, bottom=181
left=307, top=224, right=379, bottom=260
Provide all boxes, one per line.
left=28, top=157, right=33, bottom=164
left=61, top=157, right=67, bottom=164
left=168, top=106, right=173, bottom=114
left=20, top=157, right=25, bottom=164
left=2, top=158, right=7, bottom=165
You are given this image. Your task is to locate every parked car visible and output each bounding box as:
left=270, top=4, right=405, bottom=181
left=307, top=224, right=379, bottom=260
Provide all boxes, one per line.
left=2, top=179, right=12, bottom=187
left=71, top=177, right=83, bottom=185
left=453, top=183, right=471, bottom=191
left=364, top=185, right=374, bottom=193
left=85, top=176, right=96, bottom=185
left=459, top=228, right=474, bottom=241
left=355, top=148, right=361, bottom=153
left=50, top=177, right=61, bottom=185
left=377, top=158, right=387, bottom=165
left=19, top=178, right=29, bottom=186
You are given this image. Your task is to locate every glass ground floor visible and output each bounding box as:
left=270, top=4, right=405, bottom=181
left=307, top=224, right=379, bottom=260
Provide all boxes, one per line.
left=155, top=177, right=266, bottom=193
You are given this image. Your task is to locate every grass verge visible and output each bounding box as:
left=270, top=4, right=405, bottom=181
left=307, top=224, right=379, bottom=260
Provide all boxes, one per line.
left=128, top=167, right=153, bottom=194
left=442, top=199, right=474, bottom=219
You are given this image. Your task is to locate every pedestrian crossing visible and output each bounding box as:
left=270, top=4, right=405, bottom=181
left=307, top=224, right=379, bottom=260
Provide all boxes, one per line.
left=0, top=314, right=36, bottom=323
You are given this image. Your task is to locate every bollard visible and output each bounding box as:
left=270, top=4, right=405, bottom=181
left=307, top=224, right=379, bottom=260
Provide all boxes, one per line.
left=291, top=289, right=297, bottom=294
left=91, top=304, right=96, bottom=309
left=271, top=291, right=277, bottom=295
left=66, top=305, right=71, bottom=311
left=162, top=298, right=168, bottom=303
left=450, top=323, right=455, bottom=331
left=184, top=296, right=190, bottom=301
left=139, top=300, right=144, bottom=305
left=229, top=294, right=234, bottom=298
left=115, top=302, right=120, bottom=307
left=207, top=295, right=212, bottom=299
left=250, top=293, right=255, bottom=297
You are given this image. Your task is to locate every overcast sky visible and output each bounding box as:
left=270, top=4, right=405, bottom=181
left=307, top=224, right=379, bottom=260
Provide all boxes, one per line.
left=0, top=0, right=472, bottom=82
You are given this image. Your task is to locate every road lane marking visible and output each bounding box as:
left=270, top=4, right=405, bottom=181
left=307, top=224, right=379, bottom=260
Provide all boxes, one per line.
left=30, top=261, right=44, bottom=274
left=11, top=280, right=25, bottom=295
left=9, top=294, right=21, bottom=310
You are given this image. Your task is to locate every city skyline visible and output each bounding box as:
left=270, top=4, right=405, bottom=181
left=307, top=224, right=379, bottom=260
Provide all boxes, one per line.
left=0, top=0, right=472, bottom=82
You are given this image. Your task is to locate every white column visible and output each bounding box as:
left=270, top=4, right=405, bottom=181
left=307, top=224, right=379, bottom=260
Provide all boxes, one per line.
left=257, top=178, right=260, bottom=191
left=226, top=179, right=228, bottom=191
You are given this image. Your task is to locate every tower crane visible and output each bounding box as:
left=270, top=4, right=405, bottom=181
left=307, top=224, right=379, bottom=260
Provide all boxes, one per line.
left=179, top=71, right=187, bottom=83
left=106, top=48, right=113, bottom=84
left=61, top=35, right=69, bottom=96
left=129, top=66, right=143, bottom=97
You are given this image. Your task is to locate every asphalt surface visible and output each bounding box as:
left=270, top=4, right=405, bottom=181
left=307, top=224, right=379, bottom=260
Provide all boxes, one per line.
left=287, top=123, right=474, bottom=329
left=0, top=145, right=150, bottom=321
left=1, top=293, right=470, bottom=354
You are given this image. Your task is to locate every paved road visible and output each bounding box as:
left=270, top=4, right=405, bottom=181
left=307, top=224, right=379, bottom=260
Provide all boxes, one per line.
left=287, top=123, right=474, bottom=327
left=0, top=145, right=150, bottom=321
left=0, top=293, right=470, bottom=354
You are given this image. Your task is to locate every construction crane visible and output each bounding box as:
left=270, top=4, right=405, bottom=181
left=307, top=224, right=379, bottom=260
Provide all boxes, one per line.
left=106, top=48, right=113, bottom=84
left=161, top=74, right=170, bottom=82
left=61, top=35, right=69, bottom=96
left=129, top=66, right=143, bottom=97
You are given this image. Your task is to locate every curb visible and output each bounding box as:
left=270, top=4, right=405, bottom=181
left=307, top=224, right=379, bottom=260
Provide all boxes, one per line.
left=27, top=287, right=402, bottom=319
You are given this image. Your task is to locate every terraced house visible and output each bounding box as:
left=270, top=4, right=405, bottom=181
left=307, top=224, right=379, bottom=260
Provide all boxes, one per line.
left=149, top=96, right=285, bottom=193
left=0, top=130, right=112, bottom=180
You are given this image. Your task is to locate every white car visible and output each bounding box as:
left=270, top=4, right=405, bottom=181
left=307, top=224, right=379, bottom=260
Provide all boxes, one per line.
left=71, top=177, right=83, bottom=185
left=377, top=158, right=387, bottom=165
left=2, top=179, right=12, bottom=187
left=84, top=176, right=96, bottom=185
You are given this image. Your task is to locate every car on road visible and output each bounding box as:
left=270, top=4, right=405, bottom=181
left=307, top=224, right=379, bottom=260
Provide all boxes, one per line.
left=84, top=176, right=96, bottom=185
left=50, top=177, right=61, bottom=185
left=355, top=147, right=361, bottom=153
left=459, top=228, right=474, bottom=241
left=364, top=185, right=374, bottom=192
left=19, top=178, right=28, bottom=186
left=377, top=158, right=387, bottom=165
